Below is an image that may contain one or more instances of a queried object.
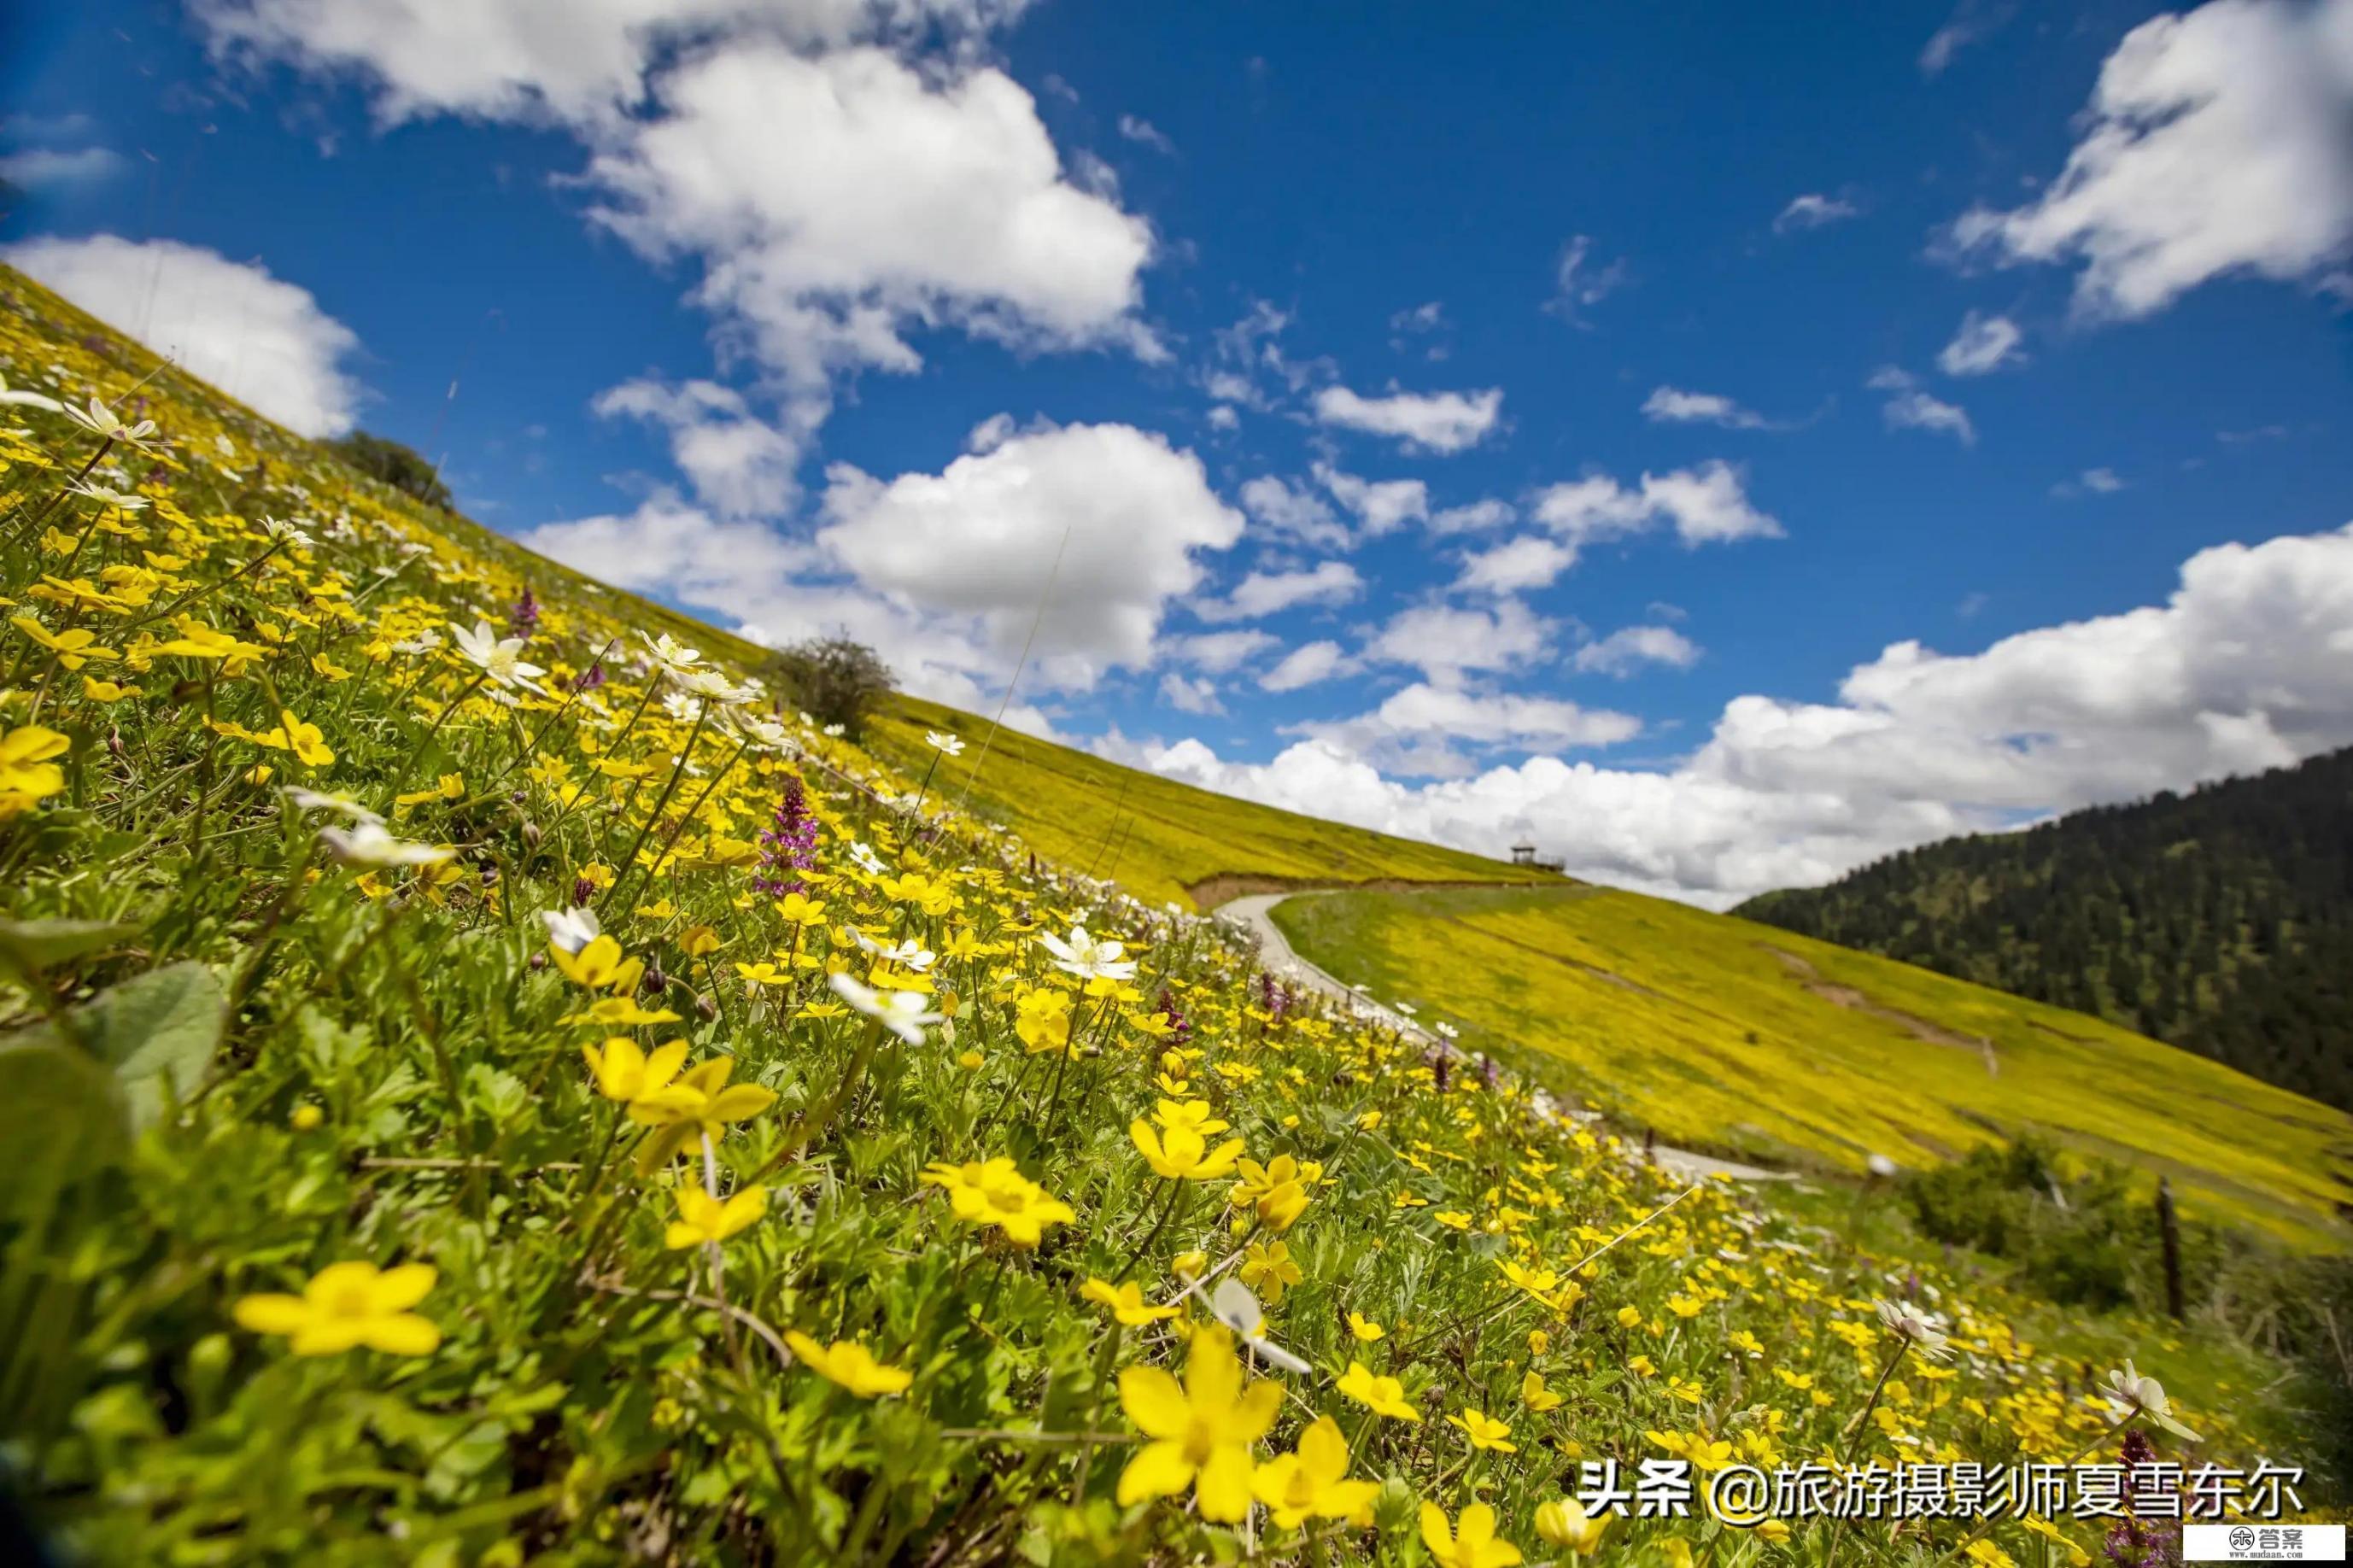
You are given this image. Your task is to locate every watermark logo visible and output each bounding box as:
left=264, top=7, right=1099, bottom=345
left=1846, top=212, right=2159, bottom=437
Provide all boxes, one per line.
left=2184, top=1523, right=2346, bottom=1561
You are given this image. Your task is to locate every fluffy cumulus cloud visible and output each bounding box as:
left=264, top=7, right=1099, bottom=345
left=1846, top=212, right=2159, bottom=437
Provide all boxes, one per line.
left=1947, top=0, right=2353, bottom=319
left=1137, top=523, right=2353, bottom=906
left=593, top=377, right=810, bottom=516
left=200, top=0, right=1152, bottom=452
left=1314, top=462, right=1428, bottom=535
left=816, top=421, right=1242, bottom=687
left=193, top=0, right=1035, bottom=125
left=3, top=234, right=364, bottom=436
left=1168, top=629, right=1277, bottom=674
left=1870, top=367, right=1975, bottom=444
left=1454, top=535, right=1577, bottom=595
left=1572, top=623, right=1701, bottom=676
left=1157, top=670, right=1221, bottom=714
left=1531, top=460, right=1782, bottom=559
left=1311, top=383, right=1502, bottom=453
left=1935, top=311, right=2025, bottom=376
left=583, top=43, right=1156, bottom=401
left=1642, top=386, right=1771, bottom=429
left=1193, top=560, right=1363, bottom=623
left=1362, top=597, right=1554, bottom=682
left=1261, top=639, right=1349, bottom=693
left=0, top=147, right=126, bottom=187
left=1238, top=476, right=1348, bottom=552
left=523, top=419, right=1240, bottom=713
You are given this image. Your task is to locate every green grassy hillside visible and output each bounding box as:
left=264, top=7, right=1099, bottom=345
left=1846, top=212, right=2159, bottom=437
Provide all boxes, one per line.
left=864, top=693, right=1558, bottom=910
left=1737, top=747, right=2353, bottom=1112
left=1271, top=885, right=2353, bottom=1249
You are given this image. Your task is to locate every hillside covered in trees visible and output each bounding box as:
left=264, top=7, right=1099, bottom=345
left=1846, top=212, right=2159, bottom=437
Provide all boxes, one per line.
left=1735, top=748, right=2353, bottom=1111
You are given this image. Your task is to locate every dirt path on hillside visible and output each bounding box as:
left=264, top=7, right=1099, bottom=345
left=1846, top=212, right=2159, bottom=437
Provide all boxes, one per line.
left=1763, top=946, right=2000, bottom=1075
left=1216, top=890, right=1792, bottom=1183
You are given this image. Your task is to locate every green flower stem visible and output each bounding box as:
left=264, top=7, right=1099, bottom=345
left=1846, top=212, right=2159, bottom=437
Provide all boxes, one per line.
left=390, top=668, right=488, bottom=803
left=599, top=699, right=711, bottom=914
left=1068, top=1321, right=1127, bottom=1505
left=1113, top=1177, right=1187, bottom=1284
left=757, top=1015, right=885, bottom=1179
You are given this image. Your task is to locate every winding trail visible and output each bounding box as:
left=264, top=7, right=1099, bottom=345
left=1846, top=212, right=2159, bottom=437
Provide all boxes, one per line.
left=1215, top=889, right=1792, bottom=1184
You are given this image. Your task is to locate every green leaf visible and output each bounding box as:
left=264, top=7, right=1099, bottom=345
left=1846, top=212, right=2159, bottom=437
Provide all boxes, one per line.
left=0, top=1033, right=130, bottom=1218
left=77, top=962, right=229, bottom=1131
left=0, top=916, right=143, bottom=977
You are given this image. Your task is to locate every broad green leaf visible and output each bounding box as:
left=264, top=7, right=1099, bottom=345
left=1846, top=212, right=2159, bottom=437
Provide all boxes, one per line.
left=0, top=916, right=143, bottom=977
left=0, top=1033, right=129, bottom=1218
left=76, top=962, right=229, bottom=1131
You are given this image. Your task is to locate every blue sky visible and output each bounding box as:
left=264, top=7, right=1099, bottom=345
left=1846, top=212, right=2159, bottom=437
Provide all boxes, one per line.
left=8, top=0, right=2353, bottom=904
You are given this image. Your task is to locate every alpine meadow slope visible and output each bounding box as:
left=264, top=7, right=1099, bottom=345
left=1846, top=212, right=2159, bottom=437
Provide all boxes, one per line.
left=3, top=261, right=2349, bottom=1568
left=1735, top=748, right=2353, bottom=1115
left=1265, top=885, right=2352, bottom=1251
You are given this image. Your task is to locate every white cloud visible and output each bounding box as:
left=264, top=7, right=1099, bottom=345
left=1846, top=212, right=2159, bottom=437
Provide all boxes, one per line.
left=203, top=1, right=1154, bottom=465
left=1158, top=670, right=1222, bottom=714
left=3, top=234, right=364, bottom=437
left=1882, top=391, right=1976, bottom=444
left=593, top=377, right=809, bottom=516
left=2053, top=465, right=2128, bottom=498
left=1935, top=310, right=2025, bottom=376
left=1116, top=113, right=1174, bottom=155
left=1195, top=560, right=1364, bottom=623
left=817, top=421, right=1241, bottom=687
left=1946, top=0, right=2353, bottom=319
left=525, top=419, right=1237, bottom=713
left=1533, top=461, right=1783, bottom=555
left=1429, top=497, right=1515, bottom=534
left=1138, top=522, right=2353, bottom=906
left=1920, top=1, right=2011, bottom=74
left=1454, top=535, right=1576, bottom=595
left=1262, top=639, right=1349, bottom=693
left=1363, top=598, right=1553, bottom=682
left=1239, top=475, right=1348, bottom=551
left=585, top=44, right=1156, bottom=402
left=1545, top=233, right=1630, bottom=324
left=964, top=412, right=1016, bottom=453
left=1870, top=367, right=1975, bottom=444
left=1314, top=461, right=1429, bottom=535
left=194, top=0, right=1035, bottom=126
left=1773, top=193, right=1858, bottom=232
left=1312, top=383, right=1502, bottom=454
left=1572, top=623, right=1701, bottom=676
left=1642, top=385, right=1771, bottom=429
left=1361, top=683, right=1639, bottom=750
left=1279, top=682, right=1640, bottom=775
left=1169, top=629, right=1277, bottom=673
left=0, top=147, right=126, bottom=187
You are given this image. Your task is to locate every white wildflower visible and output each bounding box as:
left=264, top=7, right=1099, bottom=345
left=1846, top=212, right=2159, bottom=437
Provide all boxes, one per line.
left=637, top=631, right=704, bottom=676
left=1874, top=1298, right=1952, bottom=1361
left=62, top=395, right=159, bottom=449
left=319, top=822, right=457, bottom=868
left=1208, top=1278, right=1311, bottom=1373
left=1037, top=923, right=1138, bottom=983
left=2098, top=1360, right=2202, bottom=1442
left=828, top=972, right=945, bottom=1046
left=448, top=619, right=547, bottom=693
left=540, top=905, right=601, bottom=956
left=280, top=786, right=383, bottom=826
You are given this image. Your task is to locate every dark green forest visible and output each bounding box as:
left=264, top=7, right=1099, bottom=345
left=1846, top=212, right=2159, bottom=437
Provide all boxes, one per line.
left=1735, top=747, right=2353, bottom=1111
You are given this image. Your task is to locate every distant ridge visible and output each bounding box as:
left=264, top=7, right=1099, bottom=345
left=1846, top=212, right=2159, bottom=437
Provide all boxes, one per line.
left=1735, top=747, right=2353, bottom=1111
